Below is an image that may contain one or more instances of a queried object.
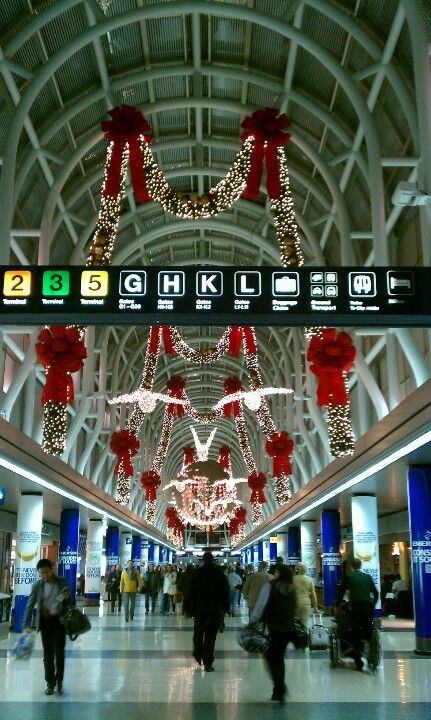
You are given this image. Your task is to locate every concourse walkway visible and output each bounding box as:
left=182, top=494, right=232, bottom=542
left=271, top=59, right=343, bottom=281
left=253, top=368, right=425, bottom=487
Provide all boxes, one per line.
left=0, top=596, right=429, bottom=720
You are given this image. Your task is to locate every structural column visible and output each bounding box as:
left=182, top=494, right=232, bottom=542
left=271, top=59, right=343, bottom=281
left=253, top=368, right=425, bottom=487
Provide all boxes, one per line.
left=12, top=492, right=43, bottom=631
left=287, top=526, right=301, bottom=567
left=408, top=466, right=431, bottom=655
left=351, top=495, right=381, bottom=615
left=277, top=532, right=288, bottom=562
left=84, top=518, right=104, bottom=606
left=269, top=537, right=278, bottom=562
left=262, top=539, right=270, bottom=563
left=257, top=541, right=264, bottom=562
left=300, top=520, right=317, bottom=580
left=119, top=531, right=132, bottom=568
left=58, top=509, right=79, bottom=600
left=132, top=536, right=142, bottom=568
left=141, top=541, right=149, bottom=568
left=321, top=510, right=341, bottom=607
left=105, top=526, right=120, bottom=571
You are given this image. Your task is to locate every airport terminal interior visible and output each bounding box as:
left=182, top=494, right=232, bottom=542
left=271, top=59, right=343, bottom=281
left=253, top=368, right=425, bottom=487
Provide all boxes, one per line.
left=0, top=1, right=431, bottom=718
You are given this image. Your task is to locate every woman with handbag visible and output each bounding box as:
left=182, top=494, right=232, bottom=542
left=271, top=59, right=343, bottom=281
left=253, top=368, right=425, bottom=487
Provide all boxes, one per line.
left=250, top=564, right=296, bottom=704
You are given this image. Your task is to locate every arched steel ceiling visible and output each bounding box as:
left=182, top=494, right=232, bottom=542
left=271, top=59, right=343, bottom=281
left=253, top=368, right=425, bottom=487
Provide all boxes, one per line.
left=0, top=0, right=430, bottom=537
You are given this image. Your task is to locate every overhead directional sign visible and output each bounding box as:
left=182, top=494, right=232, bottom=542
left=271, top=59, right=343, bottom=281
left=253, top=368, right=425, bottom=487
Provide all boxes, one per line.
left=0, top=265, right=429, bottom=326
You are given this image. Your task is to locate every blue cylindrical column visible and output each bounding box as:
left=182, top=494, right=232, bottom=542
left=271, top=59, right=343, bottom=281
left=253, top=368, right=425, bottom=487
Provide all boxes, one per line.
left=132, top=536, right=141, bottom=567
left=12, top=492, right=43, bottom=631
left=58, top=509, right=79, bottom=600
left=408, top=467, right=431, bottom=655
left=84, top=519, right=104, bottom=606
left=250, top=546, right=255, bottom=565
left=105, top=526, right=120, bottom=571
left=321, top=510, right=341, bottom=607
left=287, top=526, right=301, bottom=567
left=148, top=542, right=155, bottom=563
left=257, top=541, right=264, bottom=562
left=158, top=546, right=164, bottom=564
left=269, top=540, right=278, bottom=562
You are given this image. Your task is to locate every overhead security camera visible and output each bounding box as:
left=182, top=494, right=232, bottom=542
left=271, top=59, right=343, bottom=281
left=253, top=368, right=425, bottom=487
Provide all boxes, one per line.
left=391, top=181, right=431, bottom=207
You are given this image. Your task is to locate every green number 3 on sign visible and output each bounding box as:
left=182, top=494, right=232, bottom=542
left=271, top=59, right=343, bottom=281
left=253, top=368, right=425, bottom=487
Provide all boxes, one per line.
left=42, top=270, right=70, bottom=296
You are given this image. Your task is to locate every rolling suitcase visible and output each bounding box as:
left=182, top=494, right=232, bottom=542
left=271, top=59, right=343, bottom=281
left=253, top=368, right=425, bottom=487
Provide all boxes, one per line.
left=309, top=612, right=329, bottom=650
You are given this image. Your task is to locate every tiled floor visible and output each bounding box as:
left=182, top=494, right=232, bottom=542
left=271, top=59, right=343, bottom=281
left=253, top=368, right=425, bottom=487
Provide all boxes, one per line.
left=0, top=598, right=429, bottom=720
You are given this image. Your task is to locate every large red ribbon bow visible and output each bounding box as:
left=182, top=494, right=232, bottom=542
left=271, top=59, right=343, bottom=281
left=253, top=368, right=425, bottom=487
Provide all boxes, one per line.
left=166, top=375, right=186, bottom=418
left=140, top=470, right=161, bottom=501
left=101, top=105, right=152, bottom=202
left=165, top=507, right=178, bottom=529
left=307, top=329, right=356, bottom=406
left=110, top=429, right=140, bottom=477
left=36, top=326, right=87, bottom=406
left=241, top=108, right=291, bottom=200
left=247, top=471, right=267, bottom=504
left=228, top=326, right=257, bottom=357
left=183, top=447, right=195, bottom=466
left=223, top=377, right=243, bottom=418
left=265, top=431, right=294, bottom=478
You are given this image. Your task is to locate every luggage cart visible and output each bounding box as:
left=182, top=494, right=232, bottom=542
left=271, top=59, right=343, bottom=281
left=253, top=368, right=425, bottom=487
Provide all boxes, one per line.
left=328, top=609, right=381, bottom=672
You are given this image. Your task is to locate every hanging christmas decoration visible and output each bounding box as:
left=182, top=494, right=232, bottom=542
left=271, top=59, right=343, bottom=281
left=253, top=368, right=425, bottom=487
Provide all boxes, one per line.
left=218, top=446, right=231, bottom=471
left=101, top=105, right=152, bottom=202
left=166, top=375, right=186, bottom=417
left=229, top=326, right=257, bottom=357
left=183, top=447, right=195, bottom=467
left=140, top=470, right=161, bottom=501
left=223, top=377, right=243, bottom=418
left=307, top=329, right=356, bottom=407
left=240, top=107, right=291, bottom=200
left=35, top=326, right=87, bottom=406
left=110, top=429, right=140, bottom=478
left=265, top=431, right=294, bottom=478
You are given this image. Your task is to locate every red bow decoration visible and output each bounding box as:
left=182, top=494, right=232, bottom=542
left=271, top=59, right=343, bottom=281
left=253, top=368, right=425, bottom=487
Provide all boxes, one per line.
left=241, top=108, right=291, bottom=200
left=228, top=326, right=257, bottom=357
left=247, top=471, right=267, bottom=504
left=140, top=470, right=161, bottom=501
left=36, top=326, right=87, bottom=406
left=110, top=429, right=140, bottom=477
left=148, top=326, right=176, bottom=355
left=175, top=519, right=185, bottom=537
left=183, top=447, right=195, bottom=466
left=235, top=506, right=247, bottom=526
left=101, top=105, right=152, bottom=202
left=265, top=431, right=294, bottom=478
left=307, top=329, right=356, bottom=407
left=223, top=377, right=243, bottom=418
left=166, top=375, right=186, bottom=417
left=229, top=517, right=239, bottom=536
left=218, top=446, right=231, bottom=470
left=165, top=507, right=178, bottom=529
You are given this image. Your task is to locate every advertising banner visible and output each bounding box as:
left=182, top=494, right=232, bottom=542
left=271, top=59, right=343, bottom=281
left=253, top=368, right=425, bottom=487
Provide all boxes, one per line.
left=105, top=526, right=120, bottom=569
left=300, top=520, right=317, bottom=580
left=84, top=519, right=103, bottom=601
left=287, top=526, right=301, bottom=566
left=13, top=493, right=43, bottom=631
left=408, top=467, right=431, bottom=654
left=58, top=509, right=79, bottom=599
left=321, top=510, right=341, bottom=606
left=352, top=496, right=381, bottom=612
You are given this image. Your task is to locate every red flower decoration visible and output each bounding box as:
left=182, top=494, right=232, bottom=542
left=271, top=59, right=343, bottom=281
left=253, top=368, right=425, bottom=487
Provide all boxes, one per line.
left=110, top=430, right=140, bottom=477
left=140, top=470, right=161, bottom=501
left=36, top=326, right=87, bottom=406
left=247, top=471, right=267, bottom=504
left=218, top=446, right=231, bottom=470
left=101, top=105, right=152, bottom=203
left=307, top=329, right=356, bottom=406
left=166, top=375, right=186, bottom=418
left=223, top=377, right=243, bottom=418
left=241, top=108, right=291, bottom=200
left=265, top=431, right=294, bottom=478
left=228, top=326, right=257, bottom=357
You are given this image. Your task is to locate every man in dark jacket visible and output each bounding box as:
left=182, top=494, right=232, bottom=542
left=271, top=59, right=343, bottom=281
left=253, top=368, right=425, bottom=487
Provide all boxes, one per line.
left=189, top=551, right=230, bottom=672
left=23, top=558, right=71, bottom=696
left=143, top=563, right=160, bottom=613
left=336, top=557, right=379, bottom=671
left=106, top=564, right=122, bottom=612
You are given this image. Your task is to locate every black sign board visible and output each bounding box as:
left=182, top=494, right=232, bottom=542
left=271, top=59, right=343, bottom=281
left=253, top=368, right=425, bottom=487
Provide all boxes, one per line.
left=0, top=265, right=429, bottom=327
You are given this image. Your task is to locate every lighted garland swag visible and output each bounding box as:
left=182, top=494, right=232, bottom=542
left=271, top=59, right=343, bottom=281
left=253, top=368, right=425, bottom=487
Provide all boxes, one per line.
left=38, top=105, right=356, bottom=522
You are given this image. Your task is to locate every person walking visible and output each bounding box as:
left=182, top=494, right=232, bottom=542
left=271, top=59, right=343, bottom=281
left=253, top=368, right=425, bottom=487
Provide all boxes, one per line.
left=243, top=561, right=272, bottom=615
left=107, top=564, right=122, bottom=613
left=250, top=564, right=296, bottom=703
left=227, top=567, right=243, bottom=616
left=336, top=557, right=379, bottom=671
left=293, top=562, right=318, bottom=627
left=23, top=558, right=72, bottom=696
left=120, top=560, right=142, bottom=622
left=189, top=551, right=230, bottom=672
left=143, top=563, right=160, bottom=614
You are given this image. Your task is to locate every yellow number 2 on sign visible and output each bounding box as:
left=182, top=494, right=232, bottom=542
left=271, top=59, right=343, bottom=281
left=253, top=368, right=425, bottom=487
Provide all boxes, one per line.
left=3, top=270, right=32, bottom=297
left=80, top=271, right=109, bottom=297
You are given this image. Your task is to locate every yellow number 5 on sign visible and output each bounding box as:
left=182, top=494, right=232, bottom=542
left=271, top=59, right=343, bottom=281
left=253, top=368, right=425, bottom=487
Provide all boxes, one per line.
left=80, top=270, right=109, bottom=297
